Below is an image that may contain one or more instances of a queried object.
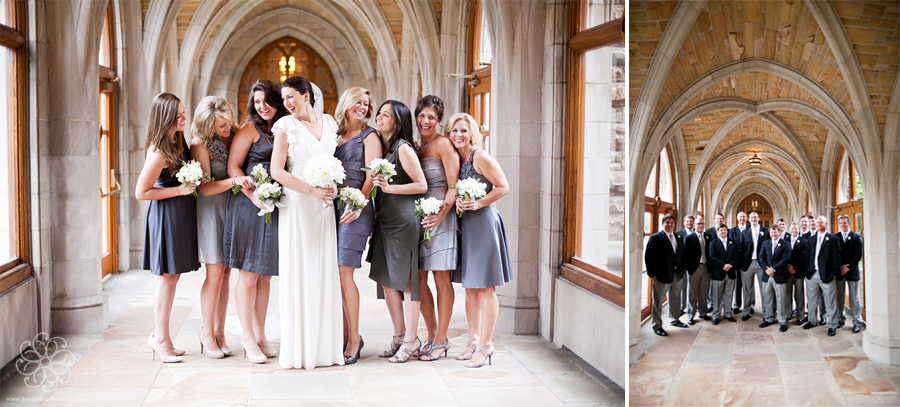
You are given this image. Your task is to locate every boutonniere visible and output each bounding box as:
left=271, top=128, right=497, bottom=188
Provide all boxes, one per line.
left=676, top=235, right=681, bottom=239
left=729, top=240, right=733, bottom=244
left=777, top=243, right=781, bottom=247
left=825, top=236, right=830, bottom=241
left=759, top=231, right=764, bottom=237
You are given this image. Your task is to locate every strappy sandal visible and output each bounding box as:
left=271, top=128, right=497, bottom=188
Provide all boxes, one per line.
left=418, top=339, right=450, bottom=361
left=379, top=334, right=404, bottom=358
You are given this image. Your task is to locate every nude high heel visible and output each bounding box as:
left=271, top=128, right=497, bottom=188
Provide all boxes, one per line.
left=198, top=331, right=225, bottom=359
left=148, top=333, right=183, bottom=363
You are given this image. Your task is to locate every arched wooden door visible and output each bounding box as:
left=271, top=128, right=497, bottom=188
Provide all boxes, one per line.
left=737, top=194, right=772, bottom=227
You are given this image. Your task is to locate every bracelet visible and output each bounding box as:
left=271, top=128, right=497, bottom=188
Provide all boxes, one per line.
left=231, top=178, right=236, bottom=186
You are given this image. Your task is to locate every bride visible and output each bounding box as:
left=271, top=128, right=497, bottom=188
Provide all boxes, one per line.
left=271, top=76, right=355, bottom=369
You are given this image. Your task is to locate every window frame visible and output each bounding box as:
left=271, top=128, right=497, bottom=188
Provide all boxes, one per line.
left=640, top=146, right=676, bottom=320
left=561, top=0, right=625, bottom=306
left=0, top=0, right=31, bottom=294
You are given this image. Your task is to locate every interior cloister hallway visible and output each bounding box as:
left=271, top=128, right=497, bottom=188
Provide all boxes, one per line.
left=0, top=266, right=622, bottom=406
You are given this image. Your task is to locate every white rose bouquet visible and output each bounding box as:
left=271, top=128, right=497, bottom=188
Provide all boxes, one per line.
left=360, top=158, right=397, bottom=198
left=175, top=160, right=211, bottom=197
left=452, top=177, right=487, bottom=217
left=252, top=181, right=285, bottom=223
left=337, top=187, right=368, bottom=212
left=231, top=163, right=272, bottom=195
left=414, top=197, right=447, bottom=240
left=302, top=155, right=346, bottom=207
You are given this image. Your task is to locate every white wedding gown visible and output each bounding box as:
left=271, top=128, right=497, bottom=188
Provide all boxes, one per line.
left=273, top=114, right=344, bottom=369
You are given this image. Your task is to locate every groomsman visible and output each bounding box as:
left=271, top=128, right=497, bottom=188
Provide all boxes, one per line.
left=799, top=216, right=812, bottom=239
left=645, top=215, right=685, bottom=336
left=677, top=215, right=710, bottom=324
left=786, top=222, right=808, bottom=325
left=758, top=224, right=792, bottom=332
left=705, top=214, right=724, bottom=313
left=777, top=219, right=789, bottom=241
left=740, top=212, right=767, bottom=320
left=708, top=223, right=738, bottom=325
left=803, top=215, right=842, bottom=336
left=835, top=215, right=863, bottom=333
left=731, top=212, right=749, bottom=313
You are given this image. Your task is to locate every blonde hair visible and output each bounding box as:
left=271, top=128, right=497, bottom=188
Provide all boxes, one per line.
left=191, top=96, right=234, bottom=147
left=444, top=113, right=483, bottom=148
left=335, top=87, right=372, bottom=136
left=145, top=92, right=185, bottom=173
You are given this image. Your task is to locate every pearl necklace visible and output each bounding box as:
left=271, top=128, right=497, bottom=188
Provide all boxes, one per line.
left=299, top=113, right=319, bottom=127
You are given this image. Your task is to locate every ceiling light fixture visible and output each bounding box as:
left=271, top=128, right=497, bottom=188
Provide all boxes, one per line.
left=749, top=152, right=762, bottom=166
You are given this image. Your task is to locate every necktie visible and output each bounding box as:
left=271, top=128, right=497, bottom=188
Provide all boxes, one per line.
left=772, top=239, right=777, bottom=255
left=668, top=233, right=676, bottom=252
left=844, top=232, right=848, bottom=242
left=815, top=233, right=824, bottom=271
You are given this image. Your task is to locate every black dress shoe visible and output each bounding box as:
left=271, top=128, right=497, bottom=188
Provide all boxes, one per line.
left=780, top=324, right=788, bottom=332
left=750, top=308, right=755, bottom=315
left=820, top=318, right=827, bottom=325
left=707, top=306, right=714, bottom=313
left=837, top=321, right=845, bottom=328
left=671, top=321, right=689, bottom=328
left=802, top=322, right=816, bottom=330
left=796, top=317, right=808, bottom=325
left=733, top=307, right=742, bottom=314
left=758, top=321, right=774, bottom=328
left=712, top=319, right=720, bottom=325
left=827, top=328, right=836, bottom=336
left=791, top=310, right=798, bottom=316
left=702, top=315, right=711, bottom=321
left=654, top=327, right=668, bottom=336
left=687, top=318, right=696, bottom=325
left=741, top=315, right=752, bottom=321
left=726, top=317, right=737, bottom=322
left=852, top=324, right=861, bottom=333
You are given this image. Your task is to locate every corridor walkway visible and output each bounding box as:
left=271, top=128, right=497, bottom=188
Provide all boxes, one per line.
left=1, top=266, right=622, bottom=406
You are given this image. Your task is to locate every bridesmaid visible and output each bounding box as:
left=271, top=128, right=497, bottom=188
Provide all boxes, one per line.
left=333, top=87, right=381, bottom=364
left=367, top=100, right=428, bottom=363
left=190, top=96, right=250, bottom=358
left=136, top=92, right=200, bottom=363
left=223, top=80, right=286, bottom=363
left=414, top=95, right=459, bottom=361
left=448, top=113, right=512, bottom=368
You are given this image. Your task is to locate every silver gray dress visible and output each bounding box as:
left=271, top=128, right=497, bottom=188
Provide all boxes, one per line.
left=197, top=135, right=231, bottom=264
left=418, top=157, right=458, bottom=271
left=452, top=150, right=512, bottom=288
left=333, top=127, right=376, bottom=269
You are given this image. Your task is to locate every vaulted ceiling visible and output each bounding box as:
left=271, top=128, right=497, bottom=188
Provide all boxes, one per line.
left=630, top=0, right=900, bottom=216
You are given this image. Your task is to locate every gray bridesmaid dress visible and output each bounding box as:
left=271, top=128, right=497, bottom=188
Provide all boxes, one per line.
left=367, top=138, right=422, bottom=300
left=197, top=135, right=231, bottom=264
left=142, top=142, right=200, bottom=275
left=418, top=157, right=458, bottom=271
left=333, top=127, right=376, bottom=269
left=452, top=150, right=512, bottom=288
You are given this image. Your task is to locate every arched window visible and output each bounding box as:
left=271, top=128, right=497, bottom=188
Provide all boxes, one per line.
left=99, top=4, right=120, bottom=278
left=642, top=145, right=675, bottom=317
left=738, top=194, right=772, bottom=228
left=467, top=0, right=492, bottom=153
left=833, top=146, right=865, bottom=319
left=238, top=37, right=337, bottom=119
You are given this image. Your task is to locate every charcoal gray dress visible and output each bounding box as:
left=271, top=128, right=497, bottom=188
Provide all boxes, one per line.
left=223, top=123, right=279, bottom=276
left=367, top=138, right=422, bottom=300
left=142, top=142, right=200, bottom=275
left=418, top=157, right=458, bottom=271
left=333, top=127, right=376, bottom=269
left=197, top=135, right=231, bottom=264
left=452, top=150, right=512, bottom=288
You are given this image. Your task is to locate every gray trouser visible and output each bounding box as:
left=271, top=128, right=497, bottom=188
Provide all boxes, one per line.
left=651, top=277, right=683, bottom=329
left=818, top=295, right=826, bottom=321
left=680, top=275, right=688, bottom=311
left=805, top=271, right=840, bottom=329
left=762, top=278, right=788, bottom=324
left=836, top=279, right=862, bottom=325
left=710, top=277, right=734, bottom=321
left=687, top=264, right=710, bottom=318
left=742, top=260, right=762, bottom=316
left=788, top=274, right=805, bottom=320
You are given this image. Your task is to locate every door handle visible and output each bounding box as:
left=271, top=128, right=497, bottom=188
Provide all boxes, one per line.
left=101, top=169, right=122, bottom=198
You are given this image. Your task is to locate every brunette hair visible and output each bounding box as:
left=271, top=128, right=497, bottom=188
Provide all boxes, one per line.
left=415, top=95, right=445, bottom=121
left=282, top=76, right=316, bottom=107
left=377, top=100, right=414, bottom=151
left=244, top=79, right=286, bottom=135
left=145, top=92, right=185, bottom=173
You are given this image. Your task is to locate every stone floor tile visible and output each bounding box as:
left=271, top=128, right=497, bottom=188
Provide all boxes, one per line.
left=776, top=343, right=825, bottom=364
left=825, top=356, right=897, bottom=395
left=38, top=387, right=148, bottom=407
left=502, top=341, right=581, bottom=374
left=433, top=353, right=543, bottom=387
left=662, top=380, right=725, bottom=405
left=723, top=384, right=785, bottom=406
left=732, top=331, right=776, bottom=354
left=55, top=350, right=162, bottom=388
left=629, top=397, right=663, bottom=406
left=772, top=325, right=817, bottom=345
left=643, top=329, right=699, bottom=356
left=877, top=363, right=900, bottom=392
left=534, top=372, right=622, bottom=404
left=682, top=344, right=733, bottom=366
left=250, top=371, right=351, bottom=400
left=843, top=394, right=900, bottom=406
left=628, top=353, right=685, bottom=398
left=728, top=354, right=781, bottom=385
left=449, top=385, right=565, bottom=407
left=780, top=363, right=847, bottom=406
left=816, top=335, right=867, bottom=357
left=143, top=366, right=253, bottom=405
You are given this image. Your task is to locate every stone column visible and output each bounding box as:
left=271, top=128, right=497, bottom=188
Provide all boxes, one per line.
left=861, top=180, right=900, bottom=365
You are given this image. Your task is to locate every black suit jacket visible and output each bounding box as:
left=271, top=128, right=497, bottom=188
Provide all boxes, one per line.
left=729, top=226, right=747, bottom=270
left=758, top=238, right=791, bottom=284
left=708, top=237, right=737, bottom=281
left=645, top=230, right=683, bottom=284
left=676, top=229, right=703, bottom=274
left=740, top=225, right=768, bottom=270
left=704, top=227, right=718, bottom=244
left=806, top=232, right=841, bottom=283
left=837, top=230, right=863, bottom=281
left=787, top=236, right=808, bottom=279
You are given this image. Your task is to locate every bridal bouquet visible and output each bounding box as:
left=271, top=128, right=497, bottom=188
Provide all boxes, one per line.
left=253, top=181, right=284, bottom=223
left=232, top=163, right=271, bottom=195
left=302, top=155, right=346, bottom=207
left=338, top=187, right=368, bottom=212
left=176, top=160, right=211, bottom=197
left=452, top=177, right=487, bottom=217
left=361, top=158, right=397, bottom=198
left=414, top=197, right=447, bottom=240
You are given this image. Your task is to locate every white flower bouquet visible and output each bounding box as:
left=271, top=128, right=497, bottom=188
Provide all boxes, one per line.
left=360, top=158, right=397, bottom=197
left=338, top=187, right=368, bottom=212
left=252, top=181, right=285, bottom=223
left=302, top=155, right=346, bottom=207
left=414, top=197, right=447, bottom=240
left=231, top=163, right=271, bottom=195
left=175, top=160, right=212, bottom=197
left=452, top=177, right=487, bottom=217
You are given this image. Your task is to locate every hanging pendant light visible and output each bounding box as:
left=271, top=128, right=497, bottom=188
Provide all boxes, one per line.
left=749, top=152, right=762, bottom=166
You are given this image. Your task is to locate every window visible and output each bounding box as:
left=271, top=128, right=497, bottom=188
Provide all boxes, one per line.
left=99, top=4, right=120, bottom=278
left=0, top=0, right=30, bottom=293
left=738, top=194, right=772, bottom=228
left=562, top=0, right=625, bottom=306
left=641, top=146, right=675, bottom=319
left=467, top=0, right=492, bottom=153
left=833, top=146, right=865, bottom=319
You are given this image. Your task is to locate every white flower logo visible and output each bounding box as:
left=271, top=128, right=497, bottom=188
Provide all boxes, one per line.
left=15, top=333, right=76, bottom=391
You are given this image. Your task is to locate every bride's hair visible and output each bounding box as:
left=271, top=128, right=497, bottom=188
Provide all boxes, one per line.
left=377, top=100, right=414, bottom=151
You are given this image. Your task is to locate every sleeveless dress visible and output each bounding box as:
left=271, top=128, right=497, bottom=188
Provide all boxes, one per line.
left=452, top=150, right=512, bottom=288
left=333, top=127, right=376, bottom=269
left=142, top=142, right=200, bottom=275
left=367, top=138, right=422, bottom=300
left=223, top=123, right=279, bottom=276
left=197, top=135, right=231, bottom=264
left=274, top=114, right=343, bottom=369
left=418, top=157, right=458, bottom=271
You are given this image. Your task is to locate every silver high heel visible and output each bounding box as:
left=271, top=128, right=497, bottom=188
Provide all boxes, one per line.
left=388, top=337, right=422, bottom=363
left=379, top=334, right=404, bottom=358
left=148, top=333, right=183, bottom=363
left=419, top=339, right=450, bottom=361
left=465, top=343, right=495, bottom=368
left=456, top=336, right=479, bottom=361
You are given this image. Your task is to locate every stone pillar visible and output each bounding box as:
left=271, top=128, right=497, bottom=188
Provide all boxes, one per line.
left=484, top=0, right=545, bottom=334
left=41, top=0, right=109, bottom=333
left=861, top=180, right=900, bottom=365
